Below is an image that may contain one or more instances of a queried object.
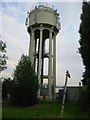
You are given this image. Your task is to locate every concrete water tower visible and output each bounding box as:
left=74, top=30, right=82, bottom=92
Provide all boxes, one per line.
left=25, top=3, right=60, bottom=100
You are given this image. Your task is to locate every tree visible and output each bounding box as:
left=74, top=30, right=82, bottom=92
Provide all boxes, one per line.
left=2, top=78, right=12, bottom=100
left=10, top=54, right=39, bottom=106
left=79, top=1, right=90, bottom=85
left=0, top=40, right=8, bottom=73
left=79, top=1, right=90, bottom=115
left=2, top=79, right=8, bottom=99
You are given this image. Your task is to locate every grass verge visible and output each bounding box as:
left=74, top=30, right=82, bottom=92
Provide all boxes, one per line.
left=2, top=100, right=88, bottom=118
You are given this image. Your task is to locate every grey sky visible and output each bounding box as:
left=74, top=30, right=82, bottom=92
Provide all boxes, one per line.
left=1, top=1, right=84, bottom=86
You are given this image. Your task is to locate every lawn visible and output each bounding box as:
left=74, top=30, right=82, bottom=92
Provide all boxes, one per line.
left=2, top=100, right=88, bottom=118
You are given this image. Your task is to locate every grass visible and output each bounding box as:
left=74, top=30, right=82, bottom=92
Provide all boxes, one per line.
left=2, top=100, right=88, bottom=118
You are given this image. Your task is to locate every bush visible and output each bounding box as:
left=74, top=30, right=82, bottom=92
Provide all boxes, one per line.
left=79, top=79, right=90, bottom=116
left=10, top=55, right=39, bottom=106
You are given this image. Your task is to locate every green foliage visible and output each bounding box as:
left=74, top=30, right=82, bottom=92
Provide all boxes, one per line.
left=10, top=54, right=39, bottom=106
left=79, top=2, right=90, bottom=115
left=2, top=80, right=8, bottom=100
left=0, top=40, right=8, bottom=72
left=2, top=78, right=14, bottom=100
left=86, top=78, right=90, bottom=115
left=79, top=2, right=90, bottom=85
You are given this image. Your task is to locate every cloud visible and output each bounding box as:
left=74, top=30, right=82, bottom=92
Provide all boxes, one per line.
left=2, top=0, right=84, bottom=2
left=0, top=3, right=2, bottom=37
left=54, top=2, right=84, bottom=86
left=1, top=2, right=30, bottom=78
left=1, top=2, right=84, bottom=86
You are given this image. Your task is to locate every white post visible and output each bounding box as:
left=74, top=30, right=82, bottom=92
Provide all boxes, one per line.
left=53, top=33, right=56, bottom=100
left=48, top=28, right=53, bottom=100
left=38, top=25, right=43, bottom=98
left=61, top=70, right=71, bottom=118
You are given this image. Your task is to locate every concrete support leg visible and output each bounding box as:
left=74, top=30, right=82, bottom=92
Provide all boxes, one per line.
left=48, top=29, right=53, bottom=100
left=34, top=39, right=37, bottom=71
left=53, top=33, right=56, bottom=100
left=29, top=29, right=34, bottom=66
left=38, top=25, right=43, bottom=98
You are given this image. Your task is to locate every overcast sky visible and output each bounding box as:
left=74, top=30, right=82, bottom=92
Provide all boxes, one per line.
left=1, top=1, right=86, bottom=86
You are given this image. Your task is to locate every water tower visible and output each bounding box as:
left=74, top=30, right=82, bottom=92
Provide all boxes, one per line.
left=25, top=3, right=60, bottom=100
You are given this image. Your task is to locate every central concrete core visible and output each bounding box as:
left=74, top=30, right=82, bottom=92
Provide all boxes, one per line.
left=25, top=3, right=60, bottom=100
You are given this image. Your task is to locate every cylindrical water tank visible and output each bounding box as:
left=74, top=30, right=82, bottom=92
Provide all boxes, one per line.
left=26, top=4, right=60, bottom=31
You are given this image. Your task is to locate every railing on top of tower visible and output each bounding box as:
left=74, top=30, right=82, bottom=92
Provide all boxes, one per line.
left=25, top=3, right=60, bottom=29
left=30, top=3, right=56, bottom=12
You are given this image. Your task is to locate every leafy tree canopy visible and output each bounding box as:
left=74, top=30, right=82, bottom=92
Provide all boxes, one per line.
left=79, top=1, right=90, bottom=85
left=79, top=2, right=90, bottom=115
left=10, top=54, right=39, bottom=106
left=0, top=40, right=8, bottom=73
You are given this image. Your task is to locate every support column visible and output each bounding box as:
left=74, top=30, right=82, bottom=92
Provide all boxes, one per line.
left=41, top=40, right=45, bottom=85
left=53, top=33, right=56, bottom=100
left=34, top=39, right=37, bottom=71
left=29, top=28, right=34, bottom=65
left=38, top=25, right=43, bottom=98
left=48, top=28, right=53, bottom=100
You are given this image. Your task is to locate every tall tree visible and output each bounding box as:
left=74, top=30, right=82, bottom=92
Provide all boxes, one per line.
left=79, top=1, right=90, bottom=115
left=0, top=40, right=8, bottom=73
left=79, top=1, right=90, bottom=85
left=10, top=54, right=39, bottom=106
